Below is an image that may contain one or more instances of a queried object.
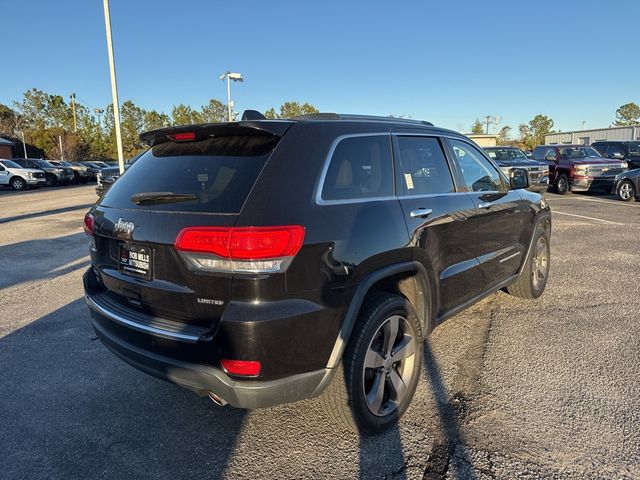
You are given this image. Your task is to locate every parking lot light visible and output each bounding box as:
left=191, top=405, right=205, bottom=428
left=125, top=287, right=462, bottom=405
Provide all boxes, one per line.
left=219, top=72, right=243, bottom=122
left=102, top=0, right=125, bottom=174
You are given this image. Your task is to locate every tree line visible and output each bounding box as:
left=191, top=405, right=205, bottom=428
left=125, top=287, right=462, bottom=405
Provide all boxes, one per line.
left=2, top=88, right=639, bottom=161
left=0, top=88, right=319, bottom=161
left=469, top=101, right=640, bottom=151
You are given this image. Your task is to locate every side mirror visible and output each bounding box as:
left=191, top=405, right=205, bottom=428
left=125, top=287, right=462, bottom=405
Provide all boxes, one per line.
left=544, top=155, right=557, bottom=162
left=510, top=168, right=530, bottom=190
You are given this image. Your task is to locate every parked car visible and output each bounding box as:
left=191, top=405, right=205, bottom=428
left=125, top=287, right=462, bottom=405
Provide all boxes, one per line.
left=483, top=146, right=549, bottom=192
left=13, top=158, right=74, bottom=186
left=95, top=151, right=145, bottom=196
left=612, top=168, right=640, bottom=201
left=77, top=162, right=102, bottom=181
left=0, top=159, right=46, bottom=190
left=532, top=145, right=627, bottom=194
left=592, top=141, right=640, bottom=169
left=49, top=160, right=89, bottom=184
left=83, top=112, right=551, bottom=434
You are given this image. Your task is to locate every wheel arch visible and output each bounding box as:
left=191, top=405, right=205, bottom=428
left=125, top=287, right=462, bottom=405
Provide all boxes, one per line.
left=516, top=211, right=551, bottom=276
left=9, top=175, right=26, bottom=186
left=325, top=261, right=434, bottom=370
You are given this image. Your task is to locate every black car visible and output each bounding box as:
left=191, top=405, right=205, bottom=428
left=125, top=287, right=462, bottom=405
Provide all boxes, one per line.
left=592, top=141, right=640, bottom=169
left=49, top=160, right=89, bottom=184
left=95, top=151, right=145, bottom=196
left=13, top=158, right=74, bottom=186
left=77, top=162, right=102, bottom=181
left=483, top=146, right=549, bottom=192
left=83, top=112, right=551, bottom=434
left=612, top=168, right=640, bottom=201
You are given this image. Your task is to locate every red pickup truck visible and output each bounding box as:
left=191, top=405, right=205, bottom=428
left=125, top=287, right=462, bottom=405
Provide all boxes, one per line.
left=532, top=144, right=628, bottom=194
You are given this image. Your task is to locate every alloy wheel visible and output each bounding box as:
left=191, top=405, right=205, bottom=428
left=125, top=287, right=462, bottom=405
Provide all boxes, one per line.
left=532, top=236, right=549, bottom=290
left=557, top=176, right=568, bottom=193
left=362, top=315, right=417, bottom=417
left=619, top=182, right=633, bottom=201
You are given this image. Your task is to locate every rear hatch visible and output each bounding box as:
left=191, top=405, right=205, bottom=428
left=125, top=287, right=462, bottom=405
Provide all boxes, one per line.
left=89, top=123, right=291, bottom=332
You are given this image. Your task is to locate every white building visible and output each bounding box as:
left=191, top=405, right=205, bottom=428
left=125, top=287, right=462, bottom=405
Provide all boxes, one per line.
left=545, top=125, right=640, bottom=145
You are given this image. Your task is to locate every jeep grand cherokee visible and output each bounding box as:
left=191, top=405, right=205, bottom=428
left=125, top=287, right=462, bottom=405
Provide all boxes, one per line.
left=83, top=112, right=551, bottom=434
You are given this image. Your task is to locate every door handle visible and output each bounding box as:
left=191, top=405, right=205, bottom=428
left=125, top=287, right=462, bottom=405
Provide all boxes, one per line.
left=478, top=202, right=493, bottom=209
left=409, top=208, right=433, bottom=218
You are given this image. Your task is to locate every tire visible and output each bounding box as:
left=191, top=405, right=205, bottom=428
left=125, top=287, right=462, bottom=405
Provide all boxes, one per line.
left=618, top=180, right=635, bottom=202
left=79, top=176, right=88, bottom=184
left=321, top=292, right=423, bottom=435
left=507, top=227, right=550, bottom=299
left=45, top=174, right=57, bottom=187
left=71, top=172, right=80, bottom=185
left=555, top=174, right=569, bottom=195
left=10, top=177, right=27, bottom=190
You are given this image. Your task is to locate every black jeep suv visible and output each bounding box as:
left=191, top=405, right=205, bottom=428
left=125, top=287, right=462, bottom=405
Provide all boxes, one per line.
left=83, top=112, right=551, bottom=434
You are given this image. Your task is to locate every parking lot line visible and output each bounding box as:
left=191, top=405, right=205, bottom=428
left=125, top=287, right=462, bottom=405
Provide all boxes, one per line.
left=549, top=196, right=640, bottom=208
left=552, top=210, right=623, bottom=225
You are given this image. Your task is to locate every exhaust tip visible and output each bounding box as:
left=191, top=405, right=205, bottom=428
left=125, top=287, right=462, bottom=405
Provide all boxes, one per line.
left=208, top=391, right=228, bottom=406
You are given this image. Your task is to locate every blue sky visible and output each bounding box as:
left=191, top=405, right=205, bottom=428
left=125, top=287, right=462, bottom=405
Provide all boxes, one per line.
left=2, top=0, right=638, bottom=134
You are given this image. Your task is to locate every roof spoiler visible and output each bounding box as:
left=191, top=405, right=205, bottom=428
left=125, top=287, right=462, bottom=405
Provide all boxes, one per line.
left=140, top=120, right=293, bottom=147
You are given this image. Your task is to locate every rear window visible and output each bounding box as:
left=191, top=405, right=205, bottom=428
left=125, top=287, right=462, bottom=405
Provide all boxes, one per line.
left=100, top=134, right=279, bottom=213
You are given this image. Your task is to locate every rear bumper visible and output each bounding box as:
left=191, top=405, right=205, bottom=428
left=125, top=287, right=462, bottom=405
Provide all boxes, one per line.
left=89, top=309, right=329, bottom=408
left=83, top=268, right=336, bottom=408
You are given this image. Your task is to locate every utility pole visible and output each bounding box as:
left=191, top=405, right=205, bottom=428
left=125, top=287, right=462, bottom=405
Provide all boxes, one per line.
left=21, top=131, right=28, bottom=159
left=102, top=0, right=125, bottom=173
left=70, top=93, right=77, bottom=133
left=484, top=115, right=492, bottom=135
left=58, top=135, right=64, bottom=161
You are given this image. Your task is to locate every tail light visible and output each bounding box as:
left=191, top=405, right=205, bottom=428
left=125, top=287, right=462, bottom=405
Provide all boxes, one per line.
left=174, top=225, right=305, bottom=273
left=220, top=359, right=261, bottom=377
left=84, top=212, right=95, bottom=236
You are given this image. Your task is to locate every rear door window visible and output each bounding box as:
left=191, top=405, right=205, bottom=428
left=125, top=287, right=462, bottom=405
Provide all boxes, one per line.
left=396, top=136, right=454, bottom=195
left=321, top=135, right=393, bottom=201
left=100, top=134, right=280, bottom=213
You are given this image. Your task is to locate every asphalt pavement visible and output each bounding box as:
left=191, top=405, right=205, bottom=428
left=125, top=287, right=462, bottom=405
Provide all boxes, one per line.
left=0, top=185, right=638, bottom=479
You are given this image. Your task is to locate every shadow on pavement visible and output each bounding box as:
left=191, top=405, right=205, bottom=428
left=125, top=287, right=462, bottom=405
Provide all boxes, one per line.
left=0, top=298, right=245, bottom=479
left=422, top=341, right=477, bottom=480
left=0, top=204, right=94, bottom=224
left=0, top=232, right=90, bottom=290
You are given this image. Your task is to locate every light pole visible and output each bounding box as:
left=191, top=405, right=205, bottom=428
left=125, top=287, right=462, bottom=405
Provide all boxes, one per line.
left=219, top=72, right=243, bottom=121
left=94, top=108, right=104, bottom=127
left=20, top=131, right=27, bottom=159
left=102, top=0, right=125, bottom=173
left=70, top=93, right=77, bottom=132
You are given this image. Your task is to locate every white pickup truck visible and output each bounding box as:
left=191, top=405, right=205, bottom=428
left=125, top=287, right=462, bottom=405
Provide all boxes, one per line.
left=0, top=159, right=46, bottom=190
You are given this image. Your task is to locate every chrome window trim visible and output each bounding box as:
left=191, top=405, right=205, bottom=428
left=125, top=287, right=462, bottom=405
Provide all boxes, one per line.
left=314, top=131, right=499, bottom=206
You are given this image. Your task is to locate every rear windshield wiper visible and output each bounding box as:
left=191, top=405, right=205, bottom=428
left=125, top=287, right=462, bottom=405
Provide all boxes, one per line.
left=131, top=192, right=199, bottom=205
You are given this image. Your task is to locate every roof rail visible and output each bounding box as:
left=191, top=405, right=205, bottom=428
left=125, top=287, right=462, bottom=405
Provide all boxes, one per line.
left=292, top=113, right=433, bottom=126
